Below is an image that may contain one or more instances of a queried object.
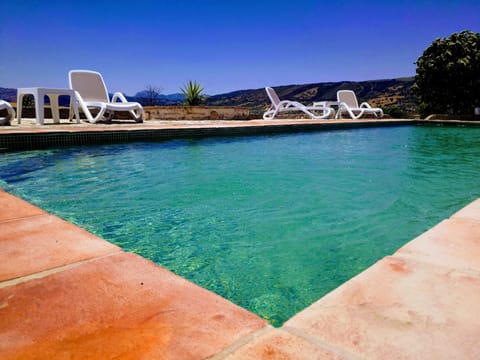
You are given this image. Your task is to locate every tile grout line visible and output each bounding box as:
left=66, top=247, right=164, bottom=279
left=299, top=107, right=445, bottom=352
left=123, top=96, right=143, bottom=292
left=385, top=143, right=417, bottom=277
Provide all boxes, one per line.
left=282, top=325, right=365, bottom=360
left=0, top=212, right=47, bottom=224
left=0, top=251, right=122, bottom=289
left=208, top=325, right=273, bottom=359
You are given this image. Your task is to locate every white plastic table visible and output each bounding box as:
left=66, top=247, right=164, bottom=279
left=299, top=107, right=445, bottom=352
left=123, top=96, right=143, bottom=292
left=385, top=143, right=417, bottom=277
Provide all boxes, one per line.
left=313, top=101, right=338, bottom=108
left=17, top=87, right=79, bottom=125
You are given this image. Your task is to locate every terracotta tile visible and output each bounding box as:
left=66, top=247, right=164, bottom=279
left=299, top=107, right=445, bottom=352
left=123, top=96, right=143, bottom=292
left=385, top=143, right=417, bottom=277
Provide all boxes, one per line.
left=0, top=252, right=266, bottom=359
left=0, top=190, right=45, bottom=222
left=397, top=218, right=480, bottom=272
left=223, top=329, right=344, bottom=360
left=451, top=199, right=480, bottom=222
left=285, top=256, right=480, bottom=359
left=0, top=214, right=120, bottom=282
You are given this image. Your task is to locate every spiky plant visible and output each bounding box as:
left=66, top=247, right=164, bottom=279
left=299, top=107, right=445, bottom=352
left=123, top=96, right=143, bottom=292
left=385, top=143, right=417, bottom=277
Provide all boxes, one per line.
left=181, top=80, right=206, bottom=106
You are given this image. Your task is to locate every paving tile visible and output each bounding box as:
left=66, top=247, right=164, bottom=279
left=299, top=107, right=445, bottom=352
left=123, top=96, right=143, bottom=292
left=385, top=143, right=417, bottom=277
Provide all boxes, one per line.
left=285, top=256, right=480, bottom=360
left=397, top=218, right=480, bottom=272
left=0, top=252, right=266, bottom=360
left=0, top=190, right=45, bottom=222
left=222, top=328, right=345, bottom=360
left=451, top=199, right=480, bottom=222
left=0, top=213, right=120, bottom=282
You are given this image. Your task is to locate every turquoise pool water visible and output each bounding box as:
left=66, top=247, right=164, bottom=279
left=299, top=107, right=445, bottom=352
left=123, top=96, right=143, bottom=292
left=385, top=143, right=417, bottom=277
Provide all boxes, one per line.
left=2, top=126, right=480, bottom=326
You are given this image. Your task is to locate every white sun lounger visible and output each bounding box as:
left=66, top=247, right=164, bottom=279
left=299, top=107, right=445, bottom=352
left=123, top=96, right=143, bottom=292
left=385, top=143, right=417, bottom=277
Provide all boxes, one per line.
left=69, top=70, right=144, bottom=123
left=336, top=90, right=383, bottom=119
left=0, top=100, right=16, bottom=125
left=263, top=87, right=333, bottom=120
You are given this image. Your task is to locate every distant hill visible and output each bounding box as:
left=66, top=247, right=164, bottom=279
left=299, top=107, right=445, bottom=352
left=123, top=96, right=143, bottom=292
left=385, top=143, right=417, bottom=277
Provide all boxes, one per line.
left=1, top=77, right=417, bottom=116
left=205, top=77, right=416, bottom=116
left=0, top=87, right=17, bottom=103
left=132, top=91, right=185, bottom=105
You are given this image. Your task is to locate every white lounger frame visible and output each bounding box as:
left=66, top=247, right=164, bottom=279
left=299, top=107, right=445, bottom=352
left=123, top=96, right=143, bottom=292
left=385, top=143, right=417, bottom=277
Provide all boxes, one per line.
left=69, top=70, right=144, bottom=123
left=336, top=90, right=383, bottom=119
left=0, top=100, right=16, bottom=125
left=263, top=87, right=333, bottom=120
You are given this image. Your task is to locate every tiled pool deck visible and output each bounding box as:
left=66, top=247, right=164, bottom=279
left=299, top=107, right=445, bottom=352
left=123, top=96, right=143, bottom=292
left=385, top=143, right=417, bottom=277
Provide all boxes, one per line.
left=2, top=118, right=480, bottom=359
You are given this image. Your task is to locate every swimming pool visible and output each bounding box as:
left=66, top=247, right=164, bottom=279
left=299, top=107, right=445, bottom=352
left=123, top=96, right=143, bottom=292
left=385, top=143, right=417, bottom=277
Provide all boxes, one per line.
left=1, top=125, right=480, bottom=326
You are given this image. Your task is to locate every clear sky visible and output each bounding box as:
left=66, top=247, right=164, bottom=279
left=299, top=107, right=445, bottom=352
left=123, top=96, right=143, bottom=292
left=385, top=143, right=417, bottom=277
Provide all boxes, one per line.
left=1, top=0, right=479, bottom=95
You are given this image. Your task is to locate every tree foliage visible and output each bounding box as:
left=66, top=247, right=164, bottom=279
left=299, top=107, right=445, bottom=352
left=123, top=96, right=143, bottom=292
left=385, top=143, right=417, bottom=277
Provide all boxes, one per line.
left=181, top=80, right=206, bottom=106
left=383, top=105, right=407, bottom=119
left=413, top=30, right=480, bottom=117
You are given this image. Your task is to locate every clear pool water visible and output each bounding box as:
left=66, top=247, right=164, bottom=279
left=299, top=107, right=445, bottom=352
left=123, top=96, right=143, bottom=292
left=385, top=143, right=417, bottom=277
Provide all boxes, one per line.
left=2, top=125, right=480, bottom=326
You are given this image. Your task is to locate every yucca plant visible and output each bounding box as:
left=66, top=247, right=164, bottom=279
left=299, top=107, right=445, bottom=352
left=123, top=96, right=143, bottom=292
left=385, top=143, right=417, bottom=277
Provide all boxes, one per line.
left=181, top=80, right=206, bottom=106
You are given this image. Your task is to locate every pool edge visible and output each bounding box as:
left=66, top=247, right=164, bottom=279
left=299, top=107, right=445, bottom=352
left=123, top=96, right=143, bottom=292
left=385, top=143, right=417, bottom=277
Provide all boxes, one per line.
left=0, top=118, right=415, bottom=151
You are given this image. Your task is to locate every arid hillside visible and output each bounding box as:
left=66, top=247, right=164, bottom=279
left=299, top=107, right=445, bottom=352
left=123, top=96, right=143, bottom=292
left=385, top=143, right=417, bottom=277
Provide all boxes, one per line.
left=206, top=77, right=416, bottom=117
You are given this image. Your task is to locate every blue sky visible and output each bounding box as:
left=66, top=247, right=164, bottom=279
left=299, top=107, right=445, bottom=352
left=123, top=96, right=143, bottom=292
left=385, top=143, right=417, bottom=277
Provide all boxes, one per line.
left=1, top=0, right=479, bottom=95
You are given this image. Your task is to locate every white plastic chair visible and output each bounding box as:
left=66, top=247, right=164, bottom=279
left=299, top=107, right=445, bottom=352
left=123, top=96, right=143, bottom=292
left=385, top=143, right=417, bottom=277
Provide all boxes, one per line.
left=263, top=87, right=333, bottom=120
left=0, top=100, right=16, bottom=125
left=336, top=90, right=383, bottom=119
left=69, top=70, right=144, bottom=123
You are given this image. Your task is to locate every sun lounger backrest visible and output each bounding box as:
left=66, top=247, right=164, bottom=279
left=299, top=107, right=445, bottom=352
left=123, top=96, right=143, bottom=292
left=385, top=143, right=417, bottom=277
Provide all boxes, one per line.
left=337, top=90, right=359, bottom=108
left=69, top=70, right=109, bottom=103
left=265, top=87, right=281, bottom=107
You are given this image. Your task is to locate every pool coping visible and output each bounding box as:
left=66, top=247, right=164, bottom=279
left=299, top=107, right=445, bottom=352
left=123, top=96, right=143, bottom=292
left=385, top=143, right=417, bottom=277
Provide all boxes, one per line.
left=2, top=119, right=480, bottom=358
left=2, top=117, right=480, bottom=151
left=0, top=118, right=415, bottom=151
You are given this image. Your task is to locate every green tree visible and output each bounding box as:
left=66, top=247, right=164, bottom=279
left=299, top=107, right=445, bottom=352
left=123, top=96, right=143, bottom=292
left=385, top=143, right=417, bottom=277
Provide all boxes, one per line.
left=383, top=105, right=407, bottom=119
left=181, top=80, right=206, bottom=106
left=412, top=30, right=480, bottom=117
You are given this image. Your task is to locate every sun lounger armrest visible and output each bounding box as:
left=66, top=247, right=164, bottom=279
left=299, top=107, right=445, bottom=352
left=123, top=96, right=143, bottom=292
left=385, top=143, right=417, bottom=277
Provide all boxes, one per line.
left=72, top=90, right=90, bottom=108
left=72, top=90, right=100, bottom=123
left=282, top=100, right=305, bottom=109
left=360, top=102, right=372, bottom=109
left=275, top=100, right=293, bottom=109
left=0, top=100, right=16, bottom=124
left=111, top=92, right=129, bottom=103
